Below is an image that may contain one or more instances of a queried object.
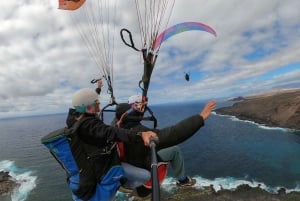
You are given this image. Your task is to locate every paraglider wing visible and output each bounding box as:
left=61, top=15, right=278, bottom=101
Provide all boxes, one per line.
left=153, top=21, right=217, bottom=50
left=58, top=0, right=86, bottom=10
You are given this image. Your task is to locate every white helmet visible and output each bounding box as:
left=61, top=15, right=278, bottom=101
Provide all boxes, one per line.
left=72, top=88, right=99, bottom=113
left=128, top=94, right=142, bottom=105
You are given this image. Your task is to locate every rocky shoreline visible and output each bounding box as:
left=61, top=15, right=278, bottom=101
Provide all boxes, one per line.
left=215, top=89, right=300, bottom=131
left=1, top=170, right=299, bottom=201
left=0, top=171, right=19, bottom=196
left=160, top=184, right=300, bottom=201
left=127, top=184, right=300, bottom=201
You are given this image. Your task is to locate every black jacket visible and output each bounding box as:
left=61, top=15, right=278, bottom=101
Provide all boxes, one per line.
left=66, top=109, right=143, bottom=187
left=118, top=110, right=204, bottom=170
left=67, top=109, right=142, bottom=146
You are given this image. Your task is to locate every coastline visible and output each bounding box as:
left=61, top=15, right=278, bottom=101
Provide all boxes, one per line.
left=160, top=185, right=300, bottom=201
left=1, top=97, right=300, bottom=201
left=126, top=184, right=300, bottom=201
left=215, top=88, right=300, bottom=131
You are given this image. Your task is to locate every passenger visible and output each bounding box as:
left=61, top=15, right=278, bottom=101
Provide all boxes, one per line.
left=114, top=95, right=216, bottom=197
left=129, top=95, right=196, bottom=187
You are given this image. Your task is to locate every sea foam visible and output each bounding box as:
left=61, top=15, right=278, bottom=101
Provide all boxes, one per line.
left=161, top=176, right=300, bottom=194
left=0, top=160, right=37, bottom=201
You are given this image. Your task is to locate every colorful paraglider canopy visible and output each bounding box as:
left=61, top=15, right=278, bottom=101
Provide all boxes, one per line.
left=58, top=0, right=85, bottom=11
left=153, top=21, right=217, bottom=50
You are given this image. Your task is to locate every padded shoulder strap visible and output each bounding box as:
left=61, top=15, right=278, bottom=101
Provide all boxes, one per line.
left=68, top=116, right=94, bottom=135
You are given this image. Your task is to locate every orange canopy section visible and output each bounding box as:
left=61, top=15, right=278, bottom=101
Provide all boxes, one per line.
left=58, top=0, right=85, bottom=10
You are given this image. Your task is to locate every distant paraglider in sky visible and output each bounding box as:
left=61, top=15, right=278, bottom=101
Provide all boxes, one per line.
left=184, top=72, right=190, bottom=82
left=152, top=21, right=216, bottom=83
left=150, top=21, right=217, bottom=84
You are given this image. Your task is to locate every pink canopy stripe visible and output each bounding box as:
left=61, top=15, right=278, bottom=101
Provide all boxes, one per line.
left=153, top=21, right=217, bottom=50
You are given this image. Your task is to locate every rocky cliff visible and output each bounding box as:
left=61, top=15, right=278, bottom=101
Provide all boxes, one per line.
left=216, top=89, right=300, bottom=130
left=0, top=171, right=19, bottom=196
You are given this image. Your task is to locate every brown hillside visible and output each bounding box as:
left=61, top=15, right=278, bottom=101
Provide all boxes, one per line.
left=216, top=89, right=300, bottom=130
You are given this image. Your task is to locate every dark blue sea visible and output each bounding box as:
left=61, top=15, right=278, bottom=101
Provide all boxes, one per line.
left=1, top=101, right=300, bottom=201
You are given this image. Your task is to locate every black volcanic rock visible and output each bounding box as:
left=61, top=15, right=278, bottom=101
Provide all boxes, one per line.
left=127, top=184, right=300, bottom=201
left=216, top=89, right=300, bottom=130
left=0, top=171, right=18, bottom=195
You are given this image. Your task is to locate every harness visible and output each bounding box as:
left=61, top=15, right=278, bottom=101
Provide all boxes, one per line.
left=116, top=106, right=157, bottom=129
left=41, top=117, right=123, bottom=200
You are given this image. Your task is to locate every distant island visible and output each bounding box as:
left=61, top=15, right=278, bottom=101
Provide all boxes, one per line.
left=216, top=88, right=300, bottom=130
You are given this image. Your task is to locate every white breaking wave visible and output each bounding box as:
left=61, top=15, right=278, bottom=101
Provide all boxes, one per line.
left=115, top=175, right=300, bottom=200
left=161, top=176, right=300, bottom=194
left=217, top=113, right=290, bottom=131
left=0, top=160, right=37, bottom=201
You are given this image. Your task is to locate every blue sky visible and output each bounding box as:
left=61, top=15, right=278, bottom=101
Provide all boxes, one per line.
left=0, top=0, right=300, bottom=118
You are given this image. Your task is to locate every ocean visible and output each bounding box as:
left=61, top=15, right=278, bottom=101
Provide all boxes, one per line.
left=1, top=101, right=300, bottom=201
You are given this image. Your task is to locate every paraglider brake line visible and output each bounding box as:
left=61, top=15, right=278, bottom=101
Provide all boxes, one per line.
left=120, top=28, right=140, bottom=52
left=91, top=78, right=101, bottom=84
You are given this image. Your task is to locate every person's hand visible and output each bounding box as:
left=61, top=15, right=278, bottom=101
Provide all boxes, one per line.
left=97, top=80, right=103, bottom=88
left=200, top=100, right=216, bottom=120
left=141, top=131, right=158, bottom=146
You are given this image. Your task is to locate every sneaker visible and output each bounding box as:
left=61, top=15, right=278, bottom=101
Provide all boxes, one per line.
left=176, top=176, right=196, bottom=187
left=130, top=188, right=151, bottom=201
left=118, top=185, right=133, bottom=193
